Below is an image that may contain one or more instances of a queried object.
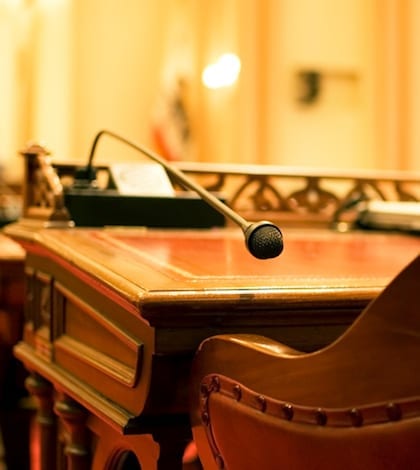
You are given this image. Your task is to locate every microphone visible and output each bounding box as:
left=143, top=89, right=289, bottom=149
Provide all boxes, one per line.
left=76, top=129, right=284, bottom=259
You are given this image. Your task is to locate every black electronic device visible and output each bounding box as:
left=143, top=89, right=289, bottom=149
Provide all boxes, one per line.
left=68, top=130, right=283, bottom=259
left=63, top=187, right=226, bottom=229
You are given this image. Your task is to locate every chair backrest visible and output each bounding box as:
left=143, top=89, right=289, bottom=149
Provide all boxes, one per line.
left=190, top=254, right=420, bottom=470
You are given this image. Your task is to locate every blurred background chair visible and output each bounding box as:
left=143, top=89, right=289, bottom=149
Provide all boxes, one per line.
left=190, top=254, right=420, bottom=470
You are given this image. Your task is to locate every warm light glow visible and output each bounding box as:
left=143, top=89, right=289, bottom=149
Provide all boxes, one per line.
left=37, top=0, right=66, bottom=7
left=0, top=0, right=21, bottom=7
left=202, top=53, right=241, bottom=89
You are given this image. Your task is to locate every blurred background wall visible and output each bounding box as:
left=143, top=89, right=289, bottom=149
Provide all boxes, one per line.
left=0, top=0, right=419, bottom=183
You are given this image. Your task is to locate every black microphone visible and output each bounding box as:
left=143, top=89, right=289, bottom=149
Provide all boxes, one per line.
left=77, top=129, right=284, bottom=259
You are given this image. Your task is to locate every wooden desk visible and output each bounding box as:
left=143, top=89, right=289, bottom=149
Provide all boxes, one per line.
left=4, top=221, right=419, bottom=470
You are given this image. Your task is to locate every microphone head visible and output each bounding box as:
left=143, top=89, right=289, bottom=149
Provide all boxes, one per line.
left=244, top=221, right=284, bottom=259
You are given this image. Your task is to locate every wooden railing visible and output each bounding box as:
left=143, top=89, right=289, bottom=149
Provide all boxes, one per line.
left=176, top=162, right=420, bottom=228
left=19, top=142, right=420, bottom=229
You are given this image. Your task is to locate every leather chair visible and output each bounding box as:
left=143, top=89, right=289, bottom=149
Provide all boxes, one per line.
left=190, top=254, right=420, bottom=470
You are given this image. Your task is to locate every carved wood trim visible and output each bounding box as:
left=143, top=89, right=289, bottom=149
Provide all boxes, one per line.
left=176, top=162, right=420, bottom=227
left=19, top=143, right=420, bottom=228
left=20, top=143, right=73, bottom=226
left=53, top=281, right=143, bottom=388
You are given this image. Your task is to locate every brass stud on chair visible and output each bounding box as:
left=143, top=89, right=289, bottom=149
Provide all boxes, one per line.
left=386, top=403, right=402, bottom=422
left=211, top=375, right=220, bottom=392
left=200, top=382, right=210, bottom=398
left=233, top=384, right=242, bottom=401
left=201, top=411, right=210, bottom=426
left=256, top=395, right=267, bottom=412
left=315, top=408, right=327, bottom=426
left=349, top=408, right=363, bottom=427
left=281, top=403, right=294, bottom=420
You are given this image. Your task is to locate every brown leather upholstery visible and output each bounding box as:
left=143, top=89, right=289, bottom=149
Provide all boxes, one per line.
left=190, top=254, right=420, bottom=470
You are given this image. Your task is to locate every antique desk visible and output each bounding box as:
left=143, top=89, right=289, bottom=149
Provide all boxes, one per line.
left=3, top=143, right=420, bottom=469
left=4, top=222, right=420, bottom=470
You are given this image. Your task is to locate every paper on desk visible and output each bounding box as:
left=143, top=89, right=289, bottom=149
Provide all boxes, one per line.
left=110, top=163, right=175, bottom=197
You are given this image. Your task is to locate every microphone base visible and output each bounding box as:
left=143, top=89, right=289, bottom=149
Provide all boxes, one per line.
left=63, top=189, right=226, bottom=229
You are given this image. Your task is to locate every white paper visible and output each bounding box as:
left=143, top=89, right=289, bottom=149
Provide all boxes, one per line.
left=110, top=163, right=175, bottom=197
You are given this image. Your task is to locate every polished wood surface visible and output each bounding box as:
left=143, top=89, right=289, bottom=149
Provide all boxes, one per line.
left=4, top=222, right=420, bottom=469
left=190, top=254, right=420, bottom=470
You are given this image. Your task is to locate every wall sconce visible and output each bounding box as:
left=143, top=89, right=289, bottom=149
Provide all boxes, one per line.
left=202, top=53, right=241, bottom=89
left=297, top=70, right=321, bottom=104
left=297, top=68, right=358, bottom=105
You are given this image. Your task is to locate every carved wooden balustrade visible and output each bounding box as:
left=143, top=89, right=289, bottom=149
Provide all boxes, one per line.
left=20, top=143, right=420, bottom=229
left=176, top=162, right=420, bottom=229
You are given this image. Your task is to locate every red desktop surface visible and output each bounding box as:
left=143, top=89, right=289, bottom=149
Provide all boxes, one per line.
left=83, top=227, right=419, bottom=288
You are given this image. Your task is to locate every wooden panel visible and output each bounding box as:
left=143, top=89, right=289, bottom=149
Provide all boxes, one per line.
left=53, top=281, right=143, bottom=388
